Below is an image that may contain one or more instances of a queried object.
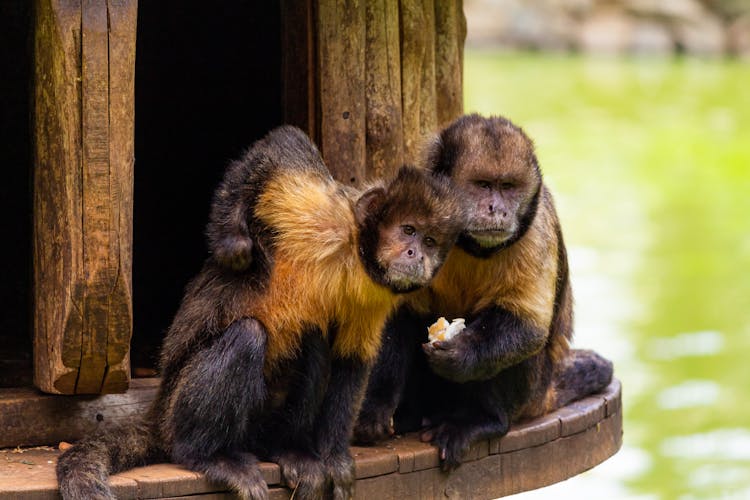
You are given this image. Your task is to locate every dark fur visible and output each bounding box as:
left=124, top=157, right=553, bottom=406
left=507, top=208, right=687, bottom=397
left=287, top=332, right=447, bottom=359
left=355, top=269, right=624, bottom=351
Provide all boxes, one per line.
left=355, top=114, right=613, bottom=470
left=57, top=126, right=466, bottom=499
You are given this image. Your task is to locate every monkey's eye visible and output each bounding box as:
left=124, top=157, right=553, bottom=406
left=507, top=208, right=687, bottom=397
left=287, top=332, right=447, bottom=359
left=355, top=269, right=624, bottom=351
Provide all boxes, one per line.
left=475, top=180, right=491, bottom=189
left=500, top=182, right=515, bottom=190
left=402, top=225, right=416, bottom=236
left=424, top=236, right=436, bottom=248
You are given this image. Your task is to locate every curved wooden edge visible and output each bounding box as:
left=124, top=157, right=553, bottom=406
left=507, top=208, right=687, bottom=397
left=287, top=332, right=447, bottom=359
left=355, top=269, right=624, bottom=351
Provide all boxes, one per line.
left=0, top=379, right=622, bottom=499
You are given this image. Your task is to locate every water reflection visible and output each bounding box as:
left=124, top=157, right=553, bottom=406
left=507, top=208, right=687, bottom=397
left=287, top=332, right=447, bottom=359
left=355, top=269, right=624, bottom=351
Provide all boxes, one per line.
left=465, top=52, right=750, bottom=499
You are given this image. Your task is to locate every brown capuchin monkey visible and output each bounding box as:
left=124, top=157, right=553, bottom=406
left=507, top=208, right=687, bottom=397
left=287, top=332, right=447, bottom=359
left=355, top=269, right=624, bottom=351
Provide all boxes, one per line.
left=354, top=114, right=613, bottom=471
left=56, top=126, right=467, bottom=500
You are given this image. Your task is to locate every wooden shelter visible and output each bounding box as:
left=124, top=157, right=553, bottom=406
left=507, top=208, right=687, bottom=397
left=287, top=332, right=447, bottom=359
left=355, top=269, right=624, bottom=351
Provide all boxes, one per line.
left=0, top=1, right=621, bottom=497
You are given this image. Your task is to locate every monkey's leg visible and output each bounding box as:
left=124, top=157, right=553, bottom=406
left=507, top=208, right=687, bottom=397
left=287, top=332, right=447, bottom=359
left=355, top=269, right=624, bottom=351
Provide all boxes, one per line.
left=421, top=377, right=514, bottom=472
left=315, top=356, right=371, bottom=500
left=423, top=305, right=548, bottom=383
left=170, top=317, right=269, bottom=500
left=267, top=331, right=330, bottom=500
left=354, top=307, right=425, bottom=444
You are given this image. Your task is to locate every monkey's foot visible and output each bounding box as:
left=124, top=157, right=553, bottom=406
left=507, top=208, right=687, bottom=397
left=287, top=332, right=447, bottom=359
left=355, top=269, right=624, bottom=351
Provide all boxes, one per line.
left=273, top=450, right=325, bottom=500
left=420, top=415, right=509, bottom=472
left=324, top=452, right=355, bottom=500
left=184, top=452, right=269, bottom=500
left=420, top=420, right=471, bottom=471
left=353, top=407, right=395, bottom=444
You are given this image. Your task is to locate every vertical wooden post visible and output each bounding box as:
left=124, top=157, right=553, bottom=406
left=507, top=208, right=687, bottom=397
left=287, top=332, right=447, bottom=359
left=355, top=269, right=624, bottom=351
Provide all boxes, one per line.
left=434, top=0, right=466, bottom=127
left=282, top=0, right=465, bottom=182
left=365, top=0, right=404, bottom=179
left=317, top=0, right=367, bottom=185
left=33, top=0, right=136, bottom=394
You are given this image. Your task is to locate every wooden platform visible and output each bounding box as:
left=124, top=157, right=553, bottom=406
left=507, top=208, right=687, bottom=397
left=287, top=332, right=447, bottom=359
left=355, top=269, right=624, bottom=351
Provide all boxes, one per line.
left=0, top=379, right=621, bottom=499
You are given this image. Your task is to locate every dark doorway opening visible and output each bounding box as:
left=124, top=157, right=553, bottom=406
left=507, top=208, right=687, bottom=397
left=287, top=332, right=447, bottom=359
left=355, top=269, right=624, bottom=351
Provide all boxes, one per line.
left=0, top=2, right=33, bottom=387
left=132, top=1, right=283, bottom=372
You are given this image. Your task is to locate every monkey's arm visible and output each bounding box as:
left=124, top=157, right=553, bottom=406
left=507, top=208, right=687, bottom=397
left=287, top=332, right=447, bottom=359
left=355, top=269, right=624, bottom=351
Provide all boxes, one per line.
left=354, top=308, right=423, bottom=444
left=422, top=306, right=547, bottom=383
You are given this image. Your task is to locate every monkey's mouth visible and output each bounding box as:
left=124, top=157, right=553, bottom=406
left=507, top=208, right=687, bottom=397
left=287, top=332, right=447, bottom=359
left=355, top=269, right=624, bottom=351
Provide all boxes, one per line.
left=385, top=264, right=429, bottom=293
left=466, top=229, right=511, bottom=247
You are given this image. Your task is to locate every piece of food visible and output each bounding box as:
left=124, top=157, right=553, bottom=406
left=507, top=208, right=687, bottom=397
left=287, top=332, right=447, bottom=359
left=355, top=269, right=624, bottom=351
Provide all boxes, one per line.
left=427, top=317, right=466, bottom=343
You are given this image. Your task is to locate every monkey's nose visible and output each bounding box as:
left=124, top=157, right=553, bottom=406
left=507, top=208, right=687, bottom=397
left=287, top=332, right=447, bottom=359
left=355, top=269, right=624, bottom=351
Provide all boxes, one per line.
left=488, top=204, right=495, bottom=213
left=407, top=248, right=415, bottom=257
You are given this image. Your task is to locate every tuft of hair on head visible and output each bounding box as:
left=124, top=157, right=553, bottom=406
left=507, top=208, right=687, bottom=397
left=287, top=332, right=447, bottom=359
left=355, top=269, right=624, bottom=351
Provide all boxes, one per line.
left=382, top=165, right=469, bottom=237
left=425, top=113, right=541, bottom=180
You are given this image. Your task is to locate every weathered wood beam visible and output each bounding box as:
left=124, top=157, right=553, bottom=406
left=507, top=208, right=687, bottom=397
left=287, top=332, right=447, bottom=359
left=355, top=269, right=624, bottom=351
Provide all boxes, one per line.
left=33, top=0, right=136, bottom=395
left=365, top=0, right=404, bottom=180
left=434, top=0, right=466, bottom=126
left=317, top=0, right=367, bottom=186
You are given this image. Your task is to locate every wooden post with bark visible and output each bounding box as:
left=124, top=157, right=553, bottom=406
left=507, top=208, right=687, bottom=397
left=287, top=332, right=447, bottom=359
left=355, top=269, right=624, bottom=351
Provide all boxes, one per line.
left=33, top=0, right=137, bottom=395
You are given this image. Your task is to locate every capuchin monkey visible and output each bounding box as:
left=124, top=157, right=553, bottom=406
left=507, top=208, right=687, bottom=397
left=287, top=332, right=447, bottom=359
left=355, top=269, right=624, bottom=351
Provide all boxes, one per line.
left=56, top=126, right=467, bottom=500
left=354, top=114, right=613, bottom=471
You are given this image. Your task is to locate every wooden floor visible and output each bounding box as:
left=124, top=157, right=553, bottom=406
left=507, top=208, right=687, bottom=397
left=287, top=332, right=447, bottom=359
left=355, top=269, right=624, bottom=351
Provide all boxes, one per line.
left=0, top=380, right=621, bottom=500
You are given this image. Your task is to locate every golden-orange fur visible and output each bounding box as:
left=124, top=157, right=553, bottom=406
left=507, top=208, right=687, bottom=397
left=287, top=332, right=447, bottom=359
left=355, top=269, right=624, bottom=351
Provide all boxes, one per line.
left=251, top=169, right=396, bottom=368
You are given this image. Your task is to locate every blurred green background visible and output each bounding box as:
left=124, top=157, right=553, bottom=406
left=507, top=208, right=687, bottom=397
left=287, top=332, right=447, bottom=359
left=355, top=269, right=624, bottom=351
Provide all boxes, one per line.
left=463, top=51, right=750, bottom=499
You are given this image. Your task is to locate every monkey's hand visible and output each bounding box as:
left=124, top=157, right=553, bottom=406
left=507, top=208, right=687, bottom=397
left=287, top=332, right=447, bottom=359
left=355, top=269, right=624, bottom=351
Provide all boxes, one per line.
left=422, top=332, right=498, bottom=383
left=420, top=419, right=471, bottom=471
left=353, top=406, right=395, bottom=445
left=420, top=413, right=510, bottom=472
left=213, top=234, right=254, bottom=271
left=324, top=452, right=355, bottom=500
left=274, top=450, right=325, bottom=500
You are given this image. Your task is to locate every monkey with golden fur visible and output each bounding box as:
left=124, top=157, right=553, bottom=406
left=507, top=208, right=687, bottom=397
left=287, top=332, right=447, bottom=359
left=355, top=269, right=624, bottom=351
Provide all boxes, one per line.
left=56, top=126, right=467, bottom=499
left=355, top=114, right=613, bottom=470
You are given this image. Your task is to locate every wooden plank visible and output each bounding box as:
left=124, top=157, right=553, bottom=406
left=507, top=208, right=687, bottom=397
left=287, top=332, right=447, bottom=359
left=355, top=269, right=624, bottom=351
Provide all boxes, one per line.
left=317, top=0, right=366, bottom=186
left=280, top=0, right=317, bottom=139
left=78, top=0, right=113, bottom=394
left=434, top=0, right=466, bottom=127
left=0, top=378, right=159, bottom=449
left=418, top=0, right=437, bottom=142
left=32, top=0, right=85, bottom=395
left=33, top=0, right=136, bottom=395
left=364, top=0, right=404, bottom=180
left=101, top=0, right=137, bottom=393
left=399, top=0, right=437, bottom=166
left=0, top=380, right=622, bottom=499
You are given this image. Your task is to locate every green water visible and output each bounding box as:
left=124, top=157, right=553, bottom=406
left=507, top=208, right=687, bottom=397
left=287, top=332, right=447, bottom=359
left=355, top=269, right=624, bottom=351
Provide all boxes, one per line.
left=464, top=52, right=750, bottom=500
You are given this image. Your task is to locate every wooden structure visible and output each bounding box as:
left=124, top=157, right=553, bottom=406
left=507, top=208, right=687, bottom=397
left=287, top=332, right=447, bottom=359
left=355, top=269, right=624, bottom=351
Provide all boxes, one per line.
left=0, top=0, right=621, bottom=497
left=0, top=380, right=622, bottom=499
left=30, top=0, right=466, bottom=396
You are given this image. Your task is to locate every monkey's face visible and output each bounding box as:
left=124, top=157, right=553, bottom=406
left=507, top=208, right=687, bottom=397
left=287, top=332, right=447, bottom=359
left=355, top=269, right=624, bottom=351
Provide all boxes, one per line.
left=356, top=166, right=467, bottom=294
left=375, top=219, right=447, bottom=293
left=429, top=114, right=541, bottom=257
left=456, top=174, right=533, bottom=248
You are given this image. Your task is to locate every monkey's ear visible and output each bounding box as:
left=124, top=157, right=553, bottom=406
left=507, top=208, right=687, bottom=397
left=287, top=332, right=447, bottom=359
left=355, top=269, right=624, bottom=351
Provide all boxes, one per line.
left=354, top=187, right=386, bottom=226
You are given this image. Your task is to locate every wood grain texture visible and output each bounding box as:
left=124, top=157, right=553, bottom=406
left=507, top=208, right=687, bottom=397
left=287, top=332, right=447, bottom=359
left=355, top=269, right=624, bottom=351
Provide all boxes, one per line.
left=399, top=0, right=437, bottom=166
left=102, top=0, right=137, bottom=393
left=365, top=0, right=404, bottom=180
left=0, top=378, right=158, bottom=449
left=33, top=0, right=135, bottom=395
left=434, top=0, right=466, bottom=126
left=317, top=0, right=367, bottom=185
left=0, top=380, right=622, bottom=499
left=33, top=0, right=85, bottom=395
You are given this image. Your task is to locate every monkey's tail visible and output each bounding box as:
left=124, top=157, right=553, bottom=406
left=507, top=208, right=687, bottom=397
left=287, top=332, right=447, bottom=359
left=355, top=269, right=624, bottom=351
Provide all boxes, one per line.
left=56, top=417, right=160, bottom=500
left=551, top=348, right=613, bottom=410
